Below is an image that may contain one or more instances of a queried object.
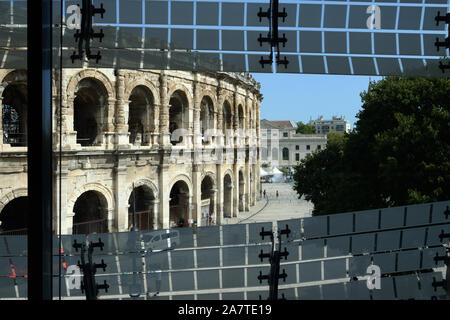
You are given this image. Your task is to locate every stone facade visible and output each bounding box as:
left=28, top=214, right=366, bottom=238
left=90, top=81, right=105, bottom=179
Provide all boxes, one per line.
left=0, top=68, right=262, bottom=234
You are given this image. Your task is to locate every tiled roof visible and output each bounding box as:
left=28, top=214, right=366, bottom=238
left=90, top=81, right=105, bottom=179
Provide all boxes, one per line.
left=260, top=119, right=296, bottom=129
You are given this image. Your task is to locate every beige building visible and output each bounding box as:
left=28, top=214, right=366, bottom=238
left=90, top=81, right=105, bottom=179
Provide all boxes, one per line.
left=260, top=119, right=327, bottom=168
left=309, top=116, right=351, bottom=134
left=0, top=68, right=262, bottom=234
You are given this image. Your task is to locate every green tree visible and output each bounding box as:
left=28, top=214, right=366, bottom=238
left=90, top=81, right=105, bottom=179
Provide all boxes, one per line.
left=293, top=77, right=450, bottom=215
left=296, top=121, right=317, bottom=134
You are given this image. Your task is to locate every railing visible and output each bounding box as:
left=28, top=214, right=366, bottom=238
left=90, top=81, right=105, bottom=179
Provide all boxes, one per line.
left=3, top=132, right=26, bottom=146
left=128, top=210, right=153, bottom=231
left=72, top=218, right=107, bottom=234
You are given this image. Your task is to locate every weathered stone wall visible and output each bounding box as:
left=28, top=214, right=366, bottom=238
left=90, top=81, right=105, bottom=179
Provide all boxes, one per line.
left=0, top=68, right=262, bottom=234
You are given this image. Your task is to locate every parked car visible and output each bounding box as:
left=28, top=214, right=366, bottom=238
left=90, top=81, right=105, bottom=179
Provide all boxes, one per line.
left=139, top=229, right=180, bottom=252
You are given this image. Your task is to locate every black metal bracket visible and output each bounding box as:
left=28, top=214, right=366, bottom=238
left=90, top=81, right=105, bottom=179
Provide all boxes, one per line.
left=432, top=277, right=448, bottom=292
left=70, top=0, right=105, bottom=63
left=257, top=0, right=289, bottom=69
left=434, top=252, right=450, bottom=265
left=72, top=238, right=109, bottom=300
left=434, top=11, right=450, bottom=72
left=257, top=225, right=291, bottom=300
left=438, top=230, right=450, bottom=242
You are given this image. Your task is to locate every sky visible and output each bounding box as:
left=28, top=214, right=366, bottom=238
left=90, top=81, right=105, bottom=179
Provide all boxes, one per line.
left=252, top=73, right=383, bottom=129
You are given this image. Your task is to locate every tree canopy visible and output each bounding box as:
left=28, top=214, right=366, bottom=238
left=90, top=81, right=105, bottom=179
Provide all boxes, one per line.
left=293, top=77, right=450, bottom=216
left=296, top=121, right=316, bottom=134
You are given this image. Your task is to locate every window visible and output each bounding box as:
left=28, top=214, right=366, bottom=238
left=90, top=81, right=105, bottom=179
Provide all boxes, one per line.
left=295, top=145, right=299, bottom=150
left=282, top=148, right=289, bottom=160
left=283, top=132, right=288, bottom=137
left=296, top=153, right=300, bottom=161
left=317, top=145, right=322, bottom=150
left=306, top=145, right=310, bottom=150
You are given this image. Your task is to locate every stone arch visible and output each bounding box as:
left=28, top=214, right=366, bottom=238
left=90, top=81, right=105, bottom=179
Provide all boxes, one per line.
left=167, top=83, right=193, bottom=108
left=68, top=183, right=115, bottom=216
left=199, top=90, right=218, bottom=113
left=200, top=171, right=217, bottom=189
left=66, top=69, right=115, bottom=101
left=126, top=178, right=159, bottom=201
left=128, top=85, right=156, bottom=145
left=169, top=174, right=193, bottom=197
left=223, top=169, right=234, bottom=185
left=0, top=188, right=27, bottom=214
left=124, top=79, right=160, bottom=105
left=0, top=69, right=27, bottom=85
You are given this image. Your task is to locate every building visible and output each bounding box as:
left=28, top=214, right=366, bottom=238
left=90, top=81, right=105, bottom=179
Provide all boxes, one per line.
left=260, top=119, right=327, bottom=168
left=0, top=68, right=262, bottom=234
left=309, top=116, right=351, bottom=134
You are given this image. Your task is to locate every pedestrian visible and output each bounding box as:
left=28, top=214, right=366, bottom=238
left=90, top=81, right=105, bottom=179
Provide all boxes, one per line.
left=276, top=190, right=279, bottom=199
left=263, top=190, right=266, bottom=198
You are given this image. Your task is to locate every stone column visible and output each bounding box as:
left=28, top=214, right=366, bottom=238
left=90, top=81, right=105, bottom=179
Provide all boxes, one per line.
left=159, top=163, right=170, bottom=229
left=192, top=164, right=202, bottom=226
left=54, top=164, right=70, bottom=234
left=244, top=161, right=250, bottom=211
left=233, top=164, right=239, bottom=217
left=210, top=188, right=218, bottom=225
left=114, top=70, right=130, bottom=147
left=192, top=81, right=202, bottom=149
left=152, top=199, right=160, bottom=229
left=159, top=72, right=171, bottom=147
left=114, top=165, right=129, bottom=231
left=216, top=164, right=223, bottom=225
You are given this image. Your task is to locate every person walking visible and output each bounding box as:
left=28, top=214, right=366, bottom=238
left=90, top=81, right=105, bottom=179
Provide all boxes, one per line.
left=263, top=190, right=266, bottom=199
left=276, top=190, right=279, bottom=199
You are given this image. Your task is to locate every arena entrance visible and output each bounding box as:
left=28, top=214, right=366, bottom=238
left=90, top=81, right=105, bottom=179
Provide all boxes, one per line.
left=169, top=181, right=190, bottom=228
left=0, top=197, right=28, bottom=235
left=128, top=184, right=156, bottom=231
left=128, top=86, right=154, bottom=146
left=72, top=190, right=108, bottom=234
left=2, top=77, right=28, bottom=147
left=169, top=90, right=189, bottom=146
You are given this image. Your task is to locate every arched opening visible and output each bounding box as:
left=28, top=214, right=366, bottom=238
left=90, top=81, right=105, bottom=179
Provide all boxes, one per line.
left=128, top=86, right=154, bottom=146
left=200, top=96, right=214, bottom=145
left=72, top=191, right=108, bottom=234
left=2, top=82, right=27, bottom=147
left=238, top=105, right=244, bottom=130
left=222, top=101, right=232, bottom=144
left=0, top=197, right=28, bottom=235
left=73, top=78, right=108, bottom=146
left=223, top=174, right=233, bottom=218
left=238, top=170, right=244, bottom=212
left=169, top=180, right=190, bottom=228
left=201, top=176, right=215, bottom=225
left=169, top=90, right=189, bottom=146
left=128, top=184, right=156, bottom=231
left=282, top=147, right=289, bottom=161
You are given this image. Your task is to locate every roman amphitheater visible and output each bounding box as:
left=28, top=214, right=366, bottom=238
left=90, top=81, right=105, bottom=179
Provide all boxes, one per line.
left=0, top=68, right=262, bottom=234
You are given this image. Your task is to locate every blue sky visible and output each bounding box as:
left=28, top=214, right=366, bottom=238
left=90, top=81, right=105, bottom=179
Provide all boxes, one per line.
left=252, top=73, right=383, bottom=129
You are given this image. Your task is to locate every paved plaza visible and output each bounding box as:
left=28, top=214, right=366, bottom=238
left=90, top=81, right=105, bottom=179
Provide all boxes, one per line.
left=224, top=182, right=314, bottom=225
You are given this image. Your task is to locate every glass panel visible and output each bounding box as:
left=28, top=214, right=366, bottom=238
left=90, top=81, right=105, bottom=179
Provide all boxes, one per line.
left=146, top=271, right=170, bottom=294
left=371, top=277, right=395, bottom=300
left=329, top=213, right=354, bottom=236
left=431, top=201, right=450, bottom=223
left=418, top=272, right=447, bottom=298
left=426, top=225, right=450, bottom=246
left=197, top=293, right=219, bottom=300
left=421, top=247, right=446, bottom=269
left=299, top=262, right=322, bottom=283
left=196, top=248, right=220, bottom=268
left=303, top=216, right=328, bottom=238
left=395, top=274, right=421, bottom=299
left=376, top=230, right=401, bottom=252
left=170, top=250, right=195, bottom=270
left=301, top=239, right=325, bottom=260
left=247, top=266, right=270, bottom=287
left=222, top=268, right=245, bottom=288
left=348, top=255, right=371, bottom=277
left=396, top=250, right=421, bottom=272
left=222, top=292, right=245, bottom=300
left=323, top=259, right=347, bottom=280
left=196, top=226, right=220, bottom=247
left=346, top=280, right=371, bottom=300
left=351, top=234, right=375, bottom=254
left=248, top=222, right=273, bottom=244
left=401, top=228, right=427, bottom=249
left=222, top=224, right=246, bottom=245
left=354, top=209, right=379, bottom=233
left=298, top=285, right=321, bottom=300
left=246, top=290, right=268, bottom=300
left=278, top=263, right=297, bottom=284
left=247, top=244, right=272, bottom=265
left=278, top=219, right=302, bottom=241
left=196, top=270, right=220, bottom=290
left=373, top=252, right=396, bottom=274
left=321, top=283, right=347, bottom=300
left=222, top=247, right=245, bottom=267
left=279, top=288, right=296, bottom=300
left=380, top=207, right=405, bottom=229
left=171, top=271, right=195, bottom=291
left=283, top=242, right=299, bottom=262
left=327, top=236, right=351, bottom=257
left=196, top=2, right=218, bottom=26
left=146, top=250, right=170, bottom=271
left=406, top=204, right=432, bottom=227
